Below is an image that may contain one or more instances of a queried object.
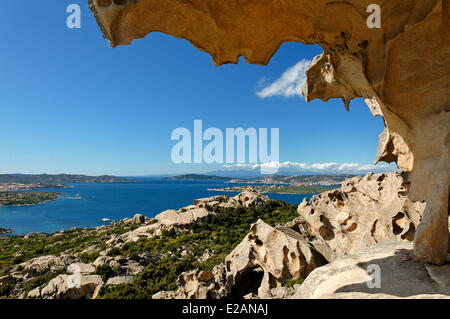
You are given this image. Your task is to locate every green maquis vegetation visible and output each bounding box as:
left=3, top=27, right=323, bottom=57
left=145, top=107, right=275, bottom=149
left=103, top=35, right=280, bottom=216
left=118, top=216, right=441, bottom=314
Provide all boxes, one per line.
left=99, top=200, right=298, bottom=299
left=0, top=200, right=298, bottom=299
left=0, top=223, right=141, bottom=273
left=0, top=223, right=141, bottom=297
left=0, top=192, right=60, bottom=206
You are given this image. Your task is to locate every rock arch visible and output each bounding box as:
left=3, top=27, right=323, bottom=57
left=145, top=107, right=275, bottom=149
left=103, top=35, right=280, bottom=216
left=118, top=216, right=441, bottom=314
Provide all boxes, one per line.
left=88, top=0, right=450, bottom=264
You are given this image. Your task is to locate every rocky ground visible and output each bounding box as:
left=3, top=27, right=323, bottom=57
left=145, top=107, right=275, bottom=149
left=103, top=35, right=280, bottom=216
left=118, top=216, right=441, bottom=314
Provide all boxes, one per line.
left=0, top=173, right=448, bottom=299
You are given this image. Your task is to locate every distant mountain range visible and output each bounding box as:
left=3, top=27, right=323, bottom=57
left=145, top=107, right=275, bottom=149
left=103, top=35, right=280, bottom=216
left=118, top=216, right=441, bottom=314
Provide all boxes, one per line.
left=163, top=173, right=356, bottom=186
left=0, top=174, right=138, bottom=184
left=164, top=174, right=231, bottom=180
left=226, top=174, right=356, bottom=186
left=205, top=169, right=363, bottom=179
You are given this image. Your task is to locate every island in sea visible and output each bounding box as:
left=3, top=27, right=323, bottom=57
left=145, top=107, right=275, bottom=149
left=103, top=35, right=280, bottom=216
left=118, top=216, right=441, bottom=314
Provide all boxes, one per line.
left=0, top=192, right=61, bottom=207
left=0, top=174, right=138, bottom=207
left=0, top=174, right=138, bottom=184
left=0, top=174, right=139, bottom=234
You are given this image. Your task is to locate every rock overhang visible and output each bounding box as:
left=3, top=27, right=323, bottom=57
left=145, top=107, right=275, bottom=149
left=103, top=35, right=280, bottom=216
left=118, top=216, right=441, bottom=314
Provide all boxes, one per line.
left=88, top=0, right=450, bottom=264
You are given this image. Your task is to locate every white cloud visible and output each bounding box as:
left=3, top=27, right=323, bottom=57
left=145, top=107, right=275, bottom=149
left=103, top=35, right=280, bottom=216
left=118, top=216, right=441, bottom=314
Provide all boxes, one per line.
left=256, top=59, right=311, bottom=98
left=222, top=161, right=396, bottom=174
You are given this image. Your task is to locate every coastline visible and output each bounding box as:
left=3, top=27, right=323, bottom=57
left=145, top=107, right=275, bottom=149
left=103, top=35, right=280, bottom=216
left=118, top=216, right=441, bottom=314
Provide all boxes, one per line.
left=0, top=192, right=61, bottom=208
left=0, top=227, right=13, bottom=235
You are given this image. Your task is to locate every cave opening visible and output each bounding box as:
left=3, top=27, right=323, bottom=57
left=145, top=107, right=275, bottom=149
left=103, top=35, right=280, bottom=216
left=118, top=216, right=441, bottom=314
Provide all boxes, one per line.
left=230, top=266, right=264, bottom=298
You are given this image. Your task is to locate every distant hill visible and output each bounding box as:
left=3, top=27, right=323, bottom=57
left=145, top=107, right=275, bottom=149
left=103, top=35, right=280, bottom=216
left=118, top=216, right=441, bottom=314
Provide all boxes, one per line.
left=206, top=169, right=362, bottom=179
left=227, top=174, right=356, bottom=186
left=165, top=174, right=231, bottom=180
left=0, top=174, right=138, bottom=184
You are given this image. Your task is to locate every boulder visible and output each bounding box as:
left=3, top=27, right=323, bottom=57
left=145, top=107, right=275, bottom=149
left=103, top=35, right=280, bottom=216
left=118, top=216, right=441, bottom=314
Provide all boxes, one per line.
left=93, top=256, right=113, bottom=268
left=67, top=263, right=95, bottom=275
left=152, top=267, right=229, bottom=299
left=270, top=286, right=295, bottom=299
left=106, top=276, right=133, bottom=286
left=296, top=172, right=425, bottom=259
left=155, top=207, right=212, bottom=229
left=292, top=241, right=450, bottom=299
left=41, top=274, right=103, bottom=299
left=17, top=255, right=80, bottom=276
left=155, top=220, right=328, bottom=299
left=120, top=191, right=269, bottom=242
left=27, top=287, right=41, bottom=299
left=132, top=214, right=146, bottom=224
left=224, top=220, right=327, bottom=298
left=232, top=188, right=269, bottom=208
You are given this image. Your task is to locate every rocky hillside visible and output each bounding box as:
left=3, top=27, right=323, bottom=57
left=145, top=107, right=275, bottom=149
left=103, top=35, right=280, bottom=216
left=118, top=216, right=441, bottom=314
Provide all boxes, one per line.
left=1, top=173, right=448, bottom=299
left=154, top=172, right=448, bottom=299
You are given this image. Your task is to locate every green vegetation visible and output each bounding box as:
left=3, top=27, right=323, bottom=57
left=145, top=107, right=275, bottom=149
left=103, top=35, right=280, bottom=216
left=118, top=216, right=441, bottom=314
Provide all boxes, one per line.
left=0, top=192, right=60, bottom=206
left=100, top=200, right=299, bottom=299
left=284, top=278, right=304, bottom=288
left=0, top=199, right=301, bottom=299
left=0, top=225, right=139, bottom=276
left=210, top=185, right=336, bottom=194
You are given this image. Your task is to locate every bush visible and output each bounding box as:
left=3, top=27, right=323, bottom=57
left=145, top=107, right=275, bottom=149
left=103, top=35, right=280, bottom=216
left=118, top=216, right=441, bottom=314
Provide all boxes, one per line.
left=79, top=251, right=100, bottom=263
left=96, top=265, right=123, bottom=282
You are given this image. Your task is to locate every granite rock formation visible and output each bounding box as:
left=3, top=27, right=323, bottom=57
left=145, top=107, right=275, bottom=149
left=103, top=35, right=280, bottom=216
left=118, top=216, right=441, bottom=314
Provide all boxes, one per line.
left=88, top=0, right=450, bottom=265
left=292, top=241, right=450, bottom=299
left=295, top=172, right=425, bottom=259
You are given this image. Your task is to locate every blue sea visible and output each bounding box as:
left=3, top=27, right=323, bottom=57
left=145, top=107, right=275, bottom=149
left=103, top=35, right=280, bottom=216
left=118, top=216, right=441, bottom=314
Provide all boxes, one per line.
left=0, top=178, right=313, bottom=235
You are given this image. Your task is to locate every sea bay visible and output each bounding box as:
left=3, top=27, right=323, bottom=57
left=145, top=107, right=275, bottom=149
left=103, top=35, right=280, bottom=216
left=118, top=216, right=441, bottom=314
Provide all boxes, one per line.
left=0, top=178, right=312, bottom=235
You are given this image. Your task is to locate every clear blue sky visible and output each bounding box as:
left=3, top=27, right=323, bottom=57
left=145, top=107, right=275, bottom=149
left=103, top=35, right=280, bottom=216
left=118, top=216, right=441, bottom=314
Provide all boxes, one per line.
left=0, top=1, right=392, bottom=176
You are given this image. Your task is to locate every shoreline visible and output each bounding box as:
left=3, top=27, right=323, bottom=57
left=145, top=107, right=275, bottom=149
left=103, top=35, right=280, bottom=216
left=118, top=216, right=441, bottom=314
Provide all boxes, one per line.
left=0, top=192, right=61, bottom=208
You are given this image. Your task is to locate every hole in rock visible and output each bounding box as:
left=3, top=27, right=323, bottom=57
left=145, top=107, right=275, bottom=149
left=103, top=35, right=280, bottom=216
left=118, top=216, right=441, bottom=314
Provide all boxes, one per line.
left=230, top=266, right=264, bottom=298
left=392, top=212, right=406, bottom=235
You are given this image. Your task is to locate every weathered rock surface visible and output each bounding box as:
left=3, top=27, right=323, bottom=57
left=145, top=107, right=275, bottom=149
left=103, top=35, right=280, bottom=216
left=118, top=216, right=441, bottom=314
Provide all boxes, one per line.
left=155, top=207, right=212, bottom=229
left=121, top=190, right=269, bottom=242
left=16, top=255, right=81, bottom=276
left=131, top=213, right=147, bottom=225
left=40, top=274, right=103, bottom=299
left=154, top=219, right=328, bottom=299
left=152, top=267, right=229, bottom=299
left=106, top=275, right=133, bottom=286
left=67, top=262, right=96, bottom=275
left=225, top=220, right=327, bottom=298
left=292, top=241, right=450, bottom=299
left=88, top=0, right=450, bottom=265
left=232, top=188, right=269, bottom=208
left=296, top=172, right=425, bottom=259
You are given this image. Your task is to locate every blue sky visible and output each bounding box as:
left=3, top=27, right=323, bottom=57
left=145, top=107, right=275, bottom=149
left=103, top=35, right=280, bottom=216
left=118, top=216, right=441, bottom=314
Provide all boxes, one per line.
left=0, top=1, right=393, bottom=176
